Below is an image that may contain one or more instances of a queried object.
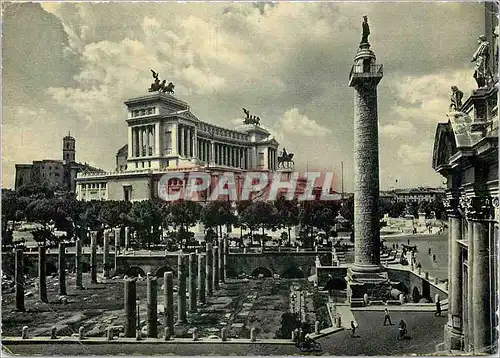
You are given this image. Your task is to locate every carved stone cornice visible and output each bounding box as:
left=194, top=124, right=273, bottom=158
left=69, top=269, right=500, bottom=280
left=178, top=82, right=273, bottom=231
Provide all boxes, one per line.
left=445, top=197, right=461, bottom=217
left=460, top=195, right=496, bottom=220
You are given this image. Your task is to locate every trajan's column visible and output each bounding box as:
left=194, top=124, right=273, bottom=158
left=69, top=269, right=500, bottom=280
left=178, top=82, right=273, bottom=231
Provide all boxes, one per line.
left=346, top=16, right=390, bottom=303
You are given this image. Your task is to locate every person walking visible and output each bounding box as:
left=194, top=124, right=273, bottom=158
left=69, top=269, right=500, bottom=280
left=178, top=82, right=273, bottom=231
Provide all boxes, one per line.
left=435, top=300, right=442, bottom=316
left=383, top=308, right=392, bottom=326
left=350, top=320, right=356, bottom=337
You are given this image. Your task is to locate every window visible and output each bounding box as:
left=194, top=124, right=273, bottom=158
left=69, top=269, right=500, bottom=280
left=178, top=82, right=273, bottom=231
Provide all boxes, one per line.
left=55, top=173, right=60, bottom=177
left=142, top=162, right=145, bottom=168
left=135, top=162, right=138, bottom=169
left=123, top=186, right=132, bottom=201
left=148, top=161, right=151, bottom=167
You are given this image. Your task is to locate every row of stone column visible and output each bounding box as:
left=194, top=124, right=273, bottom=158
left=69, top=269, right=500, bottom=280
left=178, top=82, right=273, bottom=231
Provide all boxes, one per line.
left=132, top=125, right=156, bottom=157
left=178, top=124, right=195, bottom=158
left=213, top=142, right=248, bottom=169
left=445, top=203, right=496, bottom=354
left=123, top=240, right=229, bottom=338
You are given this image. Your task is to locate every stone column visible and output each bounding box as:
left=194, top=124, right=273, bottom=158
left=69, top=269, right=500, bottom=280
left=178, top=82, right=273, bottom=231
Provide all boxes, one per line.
left=177, top=254, right=187, bottom=324
left=472, top=218, right=492, bottom=353
left=58, top=242, right=67, bottom=296
left=213, top=245, right=219, bottom=290
left=103, top=229, right=110, bottom=278
left=125, top=227, right=130, bottom=251
left=139, top=127, right=144, bottom=157
left=124, top=278, right=137, bottom=337
left=445, top=212, right=464, bottom=350
left=188, top=253, right=197, bottom=313
left=130, top=127, right=136, bottom=157
left=15, top=248, right=25, bottom=311
left=206, top=243, right=213, bottom=296
left=179, top=125, right=184, bottom=156
left=114, top=228, right=121, bottom=252
left=146, top=127, right=150, bottom=156
left=467, top=219, right=474, bottom=351
left=164, top=272, right=174, bottom=334
left=147, top=276, right=158, bottom=338
left=218, top=238, right=224, bottom=283
left=75, top=239, right=83, bottom=289
left=90, top=231, right=98, bottom=284
left=223, top=236, right=229, bottom=282
left=198, top=254, right=206, bottom=304
left=348, top=45, right=384, bottom=275
left=210, top=141, right=215, bottom=164
left=38, top=245, right=47, bottom=302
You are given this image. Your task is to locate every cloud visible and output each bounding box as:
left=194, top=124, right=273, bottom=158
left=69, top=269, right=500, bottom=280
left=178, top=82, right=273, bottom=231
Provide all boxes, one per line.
left=2, top=2, right=486, bottom=191
left=380, top=120, right=415, bottom=138
left=397, top=141, right=433, bottom=166
left=276, top=108, right=332, bottom=138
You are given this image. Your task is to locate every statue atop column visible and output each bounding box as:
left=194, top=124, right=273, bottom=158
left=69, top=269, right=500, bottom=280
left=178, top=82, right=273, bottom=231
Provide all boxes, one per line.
left=449, top=86, right=464, bottom=111
left=361, top=15, right=370, bottom=44
left=471, top=35, right=492, bottom=88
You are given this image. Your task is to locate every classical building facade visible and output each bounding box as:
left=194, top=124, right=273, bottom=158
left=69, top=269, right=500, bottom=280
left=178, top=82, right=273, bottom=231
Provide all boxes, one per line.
left=380, top=188, right=446, bottom=204
left=76, top=92, right=280, bottom=202
left=432, top=5, right=498, bottom=353
left=14, top=134, right=103, bottom=192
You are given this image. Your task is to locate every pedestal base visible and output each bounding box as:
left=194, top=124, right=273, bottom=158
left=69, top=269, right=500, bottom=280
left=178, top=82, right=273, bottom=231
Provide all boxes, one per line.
left=443, top=324, right=464, bottom=351
left=346, top=268, right=391, bottom=304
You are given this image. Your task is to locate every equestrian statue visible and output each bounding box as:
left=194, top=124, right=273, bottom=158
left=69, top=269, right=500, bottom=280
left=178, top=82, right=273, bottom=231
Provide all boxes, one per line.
left=277, top=148, right=294, bottom=169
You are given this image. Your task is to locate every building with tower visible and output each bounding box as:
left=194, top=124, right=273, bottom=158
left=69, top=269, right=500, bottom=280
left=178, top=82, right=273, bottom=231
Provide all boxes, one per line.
left=76, top=89, right=281, bottom=202
left=14, top=133, right=103, bottom=192
left=432, top=3, right=498, bottom=354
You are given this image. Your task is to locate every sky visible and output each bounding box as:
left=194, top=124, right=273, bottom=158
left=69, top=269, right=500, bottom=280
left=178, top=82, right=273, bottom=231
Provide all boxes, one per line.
left=2, top=1, right=485, bottom=192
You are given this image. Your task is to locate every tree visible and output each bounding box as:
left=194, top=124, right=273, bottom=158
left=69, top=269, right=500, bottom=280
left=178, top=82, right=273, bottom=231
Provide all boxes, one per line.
left=126, top=200, right=163, bottom=249
left=274, top=197, right=299, bottom=246
left=388, top=201, right=406, bottom=218
left=240, top=201, right=277, bottom=246
left=17, top=180, right=62, bottom=199
left=2, top=189, right=20, bottom=235
left=99, top=200, right=132, bottom=228
left=25, top=198, right=57, bottom=246
left=166, top=200, right=202, bottom=249
left=200, top=201, right=236, bottom=238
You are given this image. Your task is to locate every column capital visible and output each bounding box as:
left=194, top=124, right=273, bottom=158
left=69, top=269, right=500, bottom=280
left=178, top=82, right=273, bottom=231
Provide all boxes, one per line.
left=445, top=197, right=461, bottom=217
left=460, top=195, right=496, bottom=221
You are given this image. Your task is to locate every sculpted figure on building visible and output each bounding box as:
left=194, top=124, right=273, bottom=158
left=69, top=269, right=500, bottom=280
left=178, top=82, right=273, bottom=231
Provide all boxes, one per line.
left=449, top=86, right=464, bottom=111
left=242, top=108, right=261, bottom=126
left=149, top=69, right=175, bottom=94
left=471, top=35, right=492, bottom=88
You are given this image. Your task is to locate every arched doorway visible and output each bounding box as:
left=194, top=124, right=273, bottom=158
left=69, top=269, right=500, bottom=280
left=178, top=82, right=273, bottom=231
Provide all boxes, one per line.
left=126, top=267, right=146, bottom=278
left=155, top=266, right=175, bottom=278
left=412, top=286, right=421, bottom=303
left=281, top=267, right=304, bottom=279
left=323, top=278, right=347, bottom=291
left=251, top=267, right=272, bottom=278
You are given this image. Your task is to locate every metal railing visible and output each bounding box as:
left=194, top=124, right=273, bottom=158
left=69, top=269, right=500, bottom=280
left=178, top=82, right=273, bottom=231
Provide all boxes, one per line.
left=349, top=64, right=383, bottom=78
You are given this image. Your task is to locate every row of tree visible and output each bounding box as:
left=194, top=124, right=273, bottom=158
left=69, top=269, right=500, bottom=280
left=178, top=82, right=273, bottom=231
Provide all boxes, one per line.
left=2, top=184, right=347, bottom=249
left=2, top=181, right=447, bottom=249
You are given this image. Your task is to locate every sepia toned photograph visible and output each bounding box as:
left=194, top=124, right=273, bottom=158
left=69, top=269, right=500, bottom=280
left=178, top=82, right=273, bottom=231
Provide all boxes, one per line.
left=1, top=1, right=498, bottom=356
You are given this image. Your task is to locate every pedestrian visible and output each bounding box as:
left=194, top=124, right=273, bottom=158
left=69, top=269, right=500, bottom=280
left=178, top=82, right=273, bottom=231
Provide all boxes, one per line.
left=433, top=254, right=436, bottom=262
left=435, top=300, right=442, bottom=316
left=428, top=248, right=431, bottom=255
left=383, top=308, right=392, bottom=326
left=350, top=320, right=356, bottom=337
